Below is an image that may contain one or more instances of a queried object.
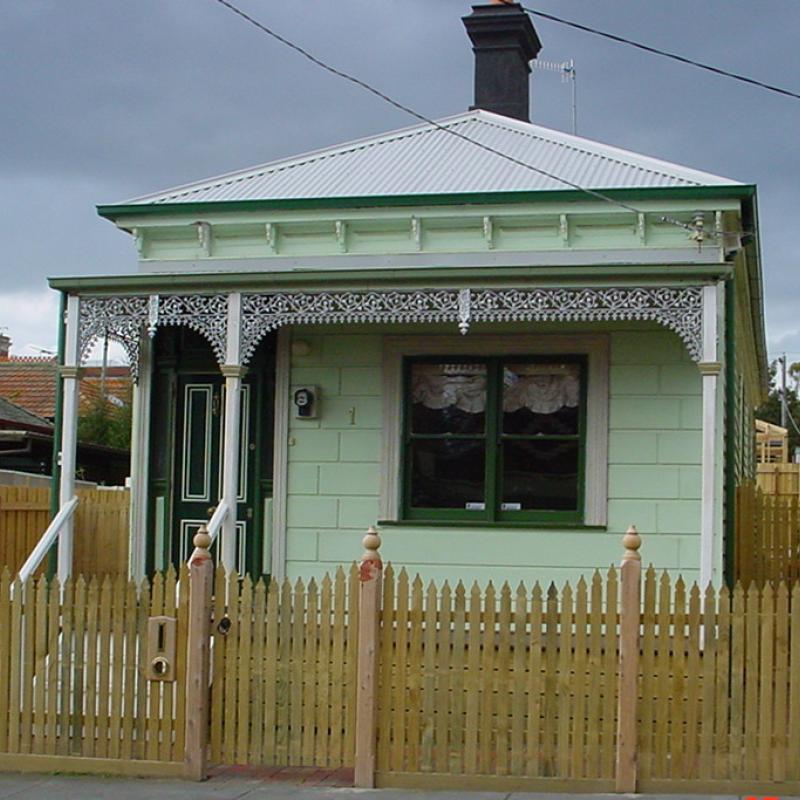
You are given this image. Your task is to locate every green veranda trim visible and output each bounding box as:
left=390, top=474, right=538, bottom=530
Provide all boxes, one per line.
left=97, top=184, right=756, bottom=221
left=48, top=263, right=733, bottom=294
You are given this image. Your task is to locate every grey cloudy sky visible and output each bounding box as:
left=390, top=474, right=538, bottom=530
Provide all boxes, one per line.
left=1, top=0, right=798, bottom=363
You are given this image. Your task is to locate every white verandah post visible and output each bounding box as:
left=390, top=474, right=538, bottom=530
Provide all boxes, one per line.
left=220, top=292, right=244, bottom=574
left=57, top=293, right=81, bottom=583
left=128, top=332, right=153, bottom=584
left=699, top=281, right=723, bottom=588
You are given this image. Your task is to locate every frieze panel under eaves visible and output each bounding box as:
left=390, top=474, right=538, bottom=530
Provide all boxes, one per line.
left=130, top=203, right=734, bottom=268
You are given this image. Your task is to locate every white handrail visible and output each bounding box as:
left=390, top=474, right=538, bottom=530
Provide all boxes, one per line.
left=17, top=496, right=79, bottom=585
left=201, top=501, right=228, bottom=551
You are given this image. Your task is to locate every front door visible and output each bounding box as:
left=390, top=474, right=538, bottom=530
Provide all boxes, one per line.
left=172, top=376, right=255, bottom=574
left=147, top=326, right=275, bottom=578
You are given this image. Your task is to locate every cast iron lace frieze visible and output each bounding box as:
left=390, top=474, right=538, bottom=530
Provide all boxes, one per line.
left=79, top=296, right=150, bottom=381
left=154, top=294, right=228, bottom=365
left=79, top=286, right=704, bottom=379
left=240, top=290, right=465, bottom=364
left=240, top=286, right=703, bottom=363
left=78, top=294, right=228, bottom=381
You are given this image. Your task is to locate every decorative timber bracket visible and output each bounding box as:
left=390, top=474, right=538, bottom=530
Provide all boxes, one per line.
left=78, top=285, right=704, bottom=381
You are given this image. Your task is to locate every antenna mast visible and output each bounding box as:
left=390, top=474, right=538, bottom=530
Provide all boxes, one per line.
left=533, top=58, right=577, bottom=134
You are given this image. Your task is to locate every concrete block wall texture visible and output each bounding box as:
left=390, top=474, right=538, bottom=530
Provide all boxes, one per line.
left=283, top=325, right=703, bottom=588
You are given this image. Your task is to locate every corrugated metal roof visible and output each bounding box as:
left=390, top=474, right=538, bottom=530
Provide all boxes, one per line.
left=119, top=110, right=741, bottom=206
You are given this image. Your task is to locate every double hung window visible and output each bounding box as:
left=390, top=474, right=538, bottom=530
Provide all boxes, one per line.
left=403, top=356, right=586, bottom=523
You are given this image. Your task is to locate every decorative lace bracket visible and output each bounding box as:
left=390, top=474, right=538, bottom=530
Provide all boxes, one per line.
left=78, top=286, right=705, bottom=381
left=78, top=294, right=228, bottom=381
left=241, top=286, right=704, bottom=363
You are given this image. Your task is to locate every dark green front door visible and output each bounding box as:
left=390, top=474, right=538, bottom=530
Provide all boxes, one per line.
left=172, top=376, right=257, bottom=574
left=148, top=327, right=275, bottom=578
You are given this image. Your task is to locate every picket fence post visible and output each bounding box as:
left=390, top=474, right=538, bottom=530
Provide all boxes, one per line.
left=354, top=526, right=383, bottom=788
left=184, top=527, right=213, bottom=781
left=615, top=525, right=642, bottom=793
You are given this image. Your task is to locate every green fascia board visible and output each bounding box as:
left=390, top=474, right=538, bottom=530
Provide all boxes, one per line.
left=96, top=185, right=757, bottom=222
left=48, top=262, right=734, bottom=294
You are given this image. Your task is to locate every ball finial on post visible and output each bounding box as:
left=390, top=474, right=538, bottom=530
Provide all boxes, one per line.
left=190, top=525, right=213, bottom=565
left=621, top=524, right=642, bottom=562
left=361, top=526, right=382, bottom=563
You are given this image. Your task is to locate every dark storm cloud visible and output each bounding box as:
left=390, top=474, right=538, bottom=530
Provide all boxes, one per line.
left=1, top=0, right=798, bottom=355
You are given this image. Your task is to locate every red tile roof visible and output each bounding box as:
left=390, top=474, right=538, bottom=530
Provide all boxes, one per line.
left=0, top=359, right=58, bottom=418
left=0, top=360, right=131, bottom=419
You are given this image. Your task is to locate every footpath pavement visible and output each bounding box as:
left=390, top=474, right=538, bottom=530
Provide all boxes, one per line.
left=0, top=770, right=795, bottom=800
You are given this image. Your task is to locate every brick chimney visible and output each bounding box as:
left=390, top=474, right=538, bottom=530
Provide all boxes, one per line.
left=0, top=333, right=10, bottom=361
left=462, top=1, right=542, bottom=122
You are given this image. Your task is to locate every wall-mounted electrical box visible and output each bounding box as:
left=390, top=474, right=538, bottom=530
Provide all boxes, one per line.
left=146, top=615, right=177, bottom=682
left=293, top=385, right=319, bottom=419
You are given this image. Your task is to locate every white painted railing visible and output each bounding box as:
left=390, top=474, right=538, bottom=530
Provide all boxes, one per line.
left=16, top=496, right=79, bottom=585
left=197, top=501, right=228, bottom=557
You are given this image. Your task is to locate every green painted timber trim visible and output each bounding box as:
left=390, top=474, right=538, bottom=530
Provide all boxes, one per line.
left=377, top=520, right=607, bottom=530
left=96, top=184, right=757, bottom=221
left=47, top=290, right=66, bottom=580
left=48, top=263, right=734, bottom=294
left=724, top=276, right=736, bottom=589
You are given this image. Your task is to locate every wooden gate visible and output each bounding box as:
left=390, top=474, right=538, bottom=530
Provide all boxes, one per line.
left=0, top=566, right=188, bottom=777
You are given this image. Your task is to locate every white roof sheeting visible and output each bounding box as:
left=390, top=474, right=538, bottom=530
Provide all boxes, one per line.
left=119, top=110, right=741, bottom=206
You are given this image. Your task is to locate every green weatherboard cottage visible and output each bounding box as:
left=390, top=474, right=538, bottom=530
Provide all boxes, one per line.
left=47, top=3, right=766, bottom=589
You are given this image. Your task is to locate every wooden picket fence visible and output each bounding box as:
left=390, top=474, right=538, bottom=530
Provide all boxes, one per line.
left=735, top=483, right=800, bottom=585
left=206, top=532, right=800, bottom=794
left=0, top=565, right=188, bottom=777
left=2, top=528, right=800, bottom=793
left=208, top=564, right=359, bottom=768
left=757, top=461, right=800, bottom=500
left=0, top=486, right=129, bottom=578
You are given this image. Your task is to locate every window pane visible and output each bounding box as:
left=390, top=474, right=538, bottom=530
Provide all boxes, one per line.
left=502, top=362, right=581, bottom=435
left=501, top=439, right=579, bottom=511
left=410, top=362, right=486, bottom=434
left=409, top=439, right=485, bottom=509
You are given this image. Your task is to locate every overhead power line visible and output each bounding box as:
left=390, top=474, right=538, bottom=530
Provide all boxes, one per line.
left=211, top=0, right=674, bottom=225
left=517, top=4, right=800, bottom=102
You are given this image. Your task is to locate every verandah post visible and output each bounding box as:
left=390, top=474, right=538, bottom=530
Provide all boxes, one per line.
left=615, top=525, right=642, bottom=793
left=354, top=526, right=383, bottom=788
left=185, top=527, right=213, bottom=780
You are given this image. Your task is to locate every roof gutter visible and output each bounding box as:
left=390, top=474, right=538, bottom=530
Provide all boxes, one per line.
left=97, top=184, right=757, bottom=222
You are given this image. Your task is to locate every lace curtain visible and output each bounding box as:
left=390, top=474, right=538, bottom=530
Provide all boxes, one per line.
left=411, top=364, right=580, bottom=415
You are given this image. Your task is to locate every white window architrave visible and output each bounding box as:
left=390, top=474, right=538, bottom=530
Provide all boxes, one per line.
left=380, top=333, right=610, bottom=526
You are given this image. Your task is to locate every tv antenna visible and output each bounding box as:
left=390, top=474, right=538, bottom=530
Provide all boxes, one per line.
left=532, top=58, right=577, bottom=134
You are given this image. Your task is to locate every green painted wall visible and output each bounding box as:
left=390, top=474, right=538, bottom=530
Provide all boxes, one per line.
left=282, top=324, right=703, bottom=587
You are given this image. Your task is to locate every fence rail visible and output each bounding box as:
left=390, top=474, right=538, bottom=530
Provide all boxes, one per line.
left=0, top=486, right=129, bottom=578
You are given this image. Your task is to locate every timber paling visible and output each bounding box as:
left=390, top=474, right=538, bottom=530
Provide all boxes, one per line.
left=1, top=542, right=800, bottom=792
left=0, top=566, right=187, bottom=777
left=208, top=564, right=360, bottom=768
left=0, top=485, right=129, bottom=578
left=211, top=561, right=800, bottom=794
left=736, top=483, right=800, bottom=585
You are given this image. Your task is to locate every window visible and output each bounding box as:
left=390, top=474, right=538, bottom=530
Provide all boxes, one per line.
left=403, top=356, right=585, bottom=523
left=380, top=334, right=608, bottom=527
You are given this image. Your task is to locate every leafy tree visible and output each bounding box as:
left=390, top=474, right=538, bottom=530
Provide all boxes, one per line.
left=77, top=394, right=131, bottom=450
left=756, top=360, right=800, bottom=454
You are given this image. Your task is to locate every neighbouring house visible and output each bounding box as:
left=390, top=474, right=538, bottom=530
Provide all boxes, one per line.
left=0, top=338, right=132, bottom=484
left=0, top=395, right=129, bottom=484
left=43, top=2, right=766, bottom=587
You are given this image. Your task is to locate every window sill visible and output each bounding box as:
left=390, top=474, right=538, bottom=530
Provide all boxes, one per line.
left=377, top=519, right=607, bottom=531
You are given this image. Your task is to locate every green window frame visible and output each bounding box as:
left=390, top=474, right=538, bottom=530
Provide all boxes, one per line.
left=402, top=355, right=587, bottom=524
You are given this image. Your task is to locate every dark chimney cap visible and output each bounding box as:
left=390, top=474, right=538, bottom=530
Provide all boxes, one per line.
left=463, top=2, right=542, bottom=123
